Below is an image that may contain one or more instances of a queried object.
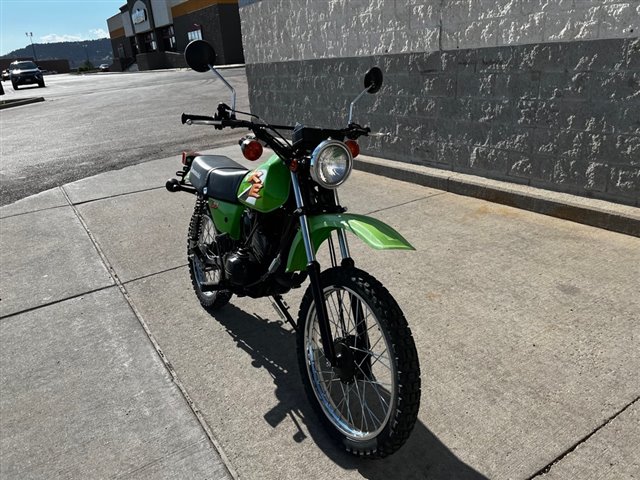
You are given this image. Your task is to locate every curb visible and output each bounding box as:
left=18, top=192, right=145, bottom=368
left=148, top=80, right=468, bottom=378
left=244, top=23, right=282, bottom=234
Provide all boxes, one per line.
left=0, top=97, right=45, bottom=110
left=355, top=155, right=640, bottom=238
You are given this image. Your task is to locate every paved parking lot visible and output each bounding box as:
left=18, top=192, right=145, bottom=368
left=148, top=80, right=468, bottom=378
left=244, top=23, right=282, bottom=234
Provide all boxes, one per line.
left=0, top=69, right=248, bottom=205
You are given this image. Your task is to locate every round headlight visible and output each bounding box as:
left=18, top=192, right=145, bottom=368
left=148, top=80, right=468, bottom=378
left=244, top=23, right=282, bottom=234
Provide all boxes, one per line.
left=309, top=139, right=353, bottom=189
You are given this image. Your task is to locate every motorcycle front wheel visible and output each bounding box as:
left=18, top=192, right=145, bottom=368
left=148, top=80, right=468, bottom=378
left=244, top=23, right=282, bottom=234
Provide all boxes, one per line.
left=187, top=199, right=232, bottom=311
left=296, top=267, right=420, bottom=458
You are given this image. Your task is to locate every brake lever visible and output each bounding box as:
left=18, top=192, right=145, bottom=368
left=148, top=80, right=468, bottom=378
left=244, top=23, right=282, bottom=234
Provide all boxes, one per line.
left=369, top=132, right=392, bottom=138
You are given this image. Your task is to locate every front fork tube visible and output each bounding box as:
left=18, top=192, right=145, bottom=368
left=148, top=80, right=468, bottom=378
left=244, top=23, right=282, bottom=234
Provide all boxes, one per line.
left=291, top=172, right=344, bottom=367
left=333, top=191, right=352, bottom=265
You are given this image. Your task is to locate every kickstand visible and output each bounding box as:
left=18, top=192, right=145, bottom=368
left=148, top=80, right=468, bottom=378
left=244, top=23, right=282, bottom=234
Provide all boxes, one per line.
left=270, top=295, right=297, bottom=331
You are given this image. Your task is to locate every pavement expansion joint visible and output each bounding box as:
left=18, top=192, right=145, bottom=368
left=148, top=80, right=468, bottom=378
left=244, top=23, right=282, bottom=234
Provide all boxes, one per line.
left=0, top=202, right=68, bottom=220
left=68, top=185, right=165, bottom=206
left=525, top=396, right=640, bottom=480
left=364, top=192, right=447, bottom=216
left=122, top=264, right=189, bottom=286
left=0, top=284, right=115, bottom=321
left=58, top=186, right=240, bottom=480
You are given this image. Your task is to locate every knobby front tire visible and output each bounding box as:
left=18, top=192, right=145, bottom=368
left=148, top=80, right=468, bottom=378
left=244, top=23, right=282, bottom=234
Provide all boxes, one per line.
left=187, top=199, right=232, bottom=311
left=296, top=267, right=421, bottom=458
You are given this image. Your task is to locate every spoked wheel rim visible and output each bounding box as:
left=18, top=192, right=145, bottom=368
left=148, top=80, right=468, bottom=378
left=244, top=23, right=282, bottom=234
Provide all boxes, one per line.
left=304, top=286, right=396, bottom=441
left=193, top=215, right=222, bottom=298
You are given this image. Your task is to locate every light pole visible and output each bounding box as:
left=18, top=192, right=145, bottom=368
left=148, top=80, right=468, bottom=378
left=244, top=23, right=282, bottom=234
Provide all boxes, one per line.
left=25, top=32, right=38, bottom=62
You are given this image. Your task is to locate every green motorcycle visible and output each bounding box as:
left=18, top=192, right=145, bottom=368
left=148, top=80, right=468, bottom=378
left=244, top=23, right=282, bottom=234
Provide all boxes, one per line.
left=167, top=40, right=420, bottom=458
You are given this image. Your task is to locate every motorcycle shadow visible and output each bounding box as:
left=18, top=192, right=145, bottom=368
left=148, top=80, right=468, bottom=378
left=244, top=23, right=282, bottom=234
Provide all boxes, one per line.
left=213, top=304, right=488, bottom=480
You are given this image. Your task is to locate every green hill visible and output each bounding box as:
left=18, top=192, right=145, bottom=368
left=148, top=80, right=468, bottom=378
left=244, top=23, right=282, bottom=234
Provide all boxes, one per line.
left=1, top=38, right=112, bottom=69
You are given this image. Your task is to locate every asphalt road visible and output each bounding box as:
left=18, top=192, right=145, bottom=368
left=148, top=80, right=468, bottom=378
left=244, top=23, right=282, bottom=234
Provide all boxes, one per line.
left=0, top=68, right=250, bottom=206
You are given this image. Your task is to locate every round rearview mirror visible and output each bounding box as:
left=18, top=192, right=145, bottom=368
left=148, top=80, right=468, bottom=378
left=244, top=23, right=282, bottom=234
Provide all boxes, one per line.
left=364, top=67, right=383, bottom=94
left=184, top=40, right=216, bottom=72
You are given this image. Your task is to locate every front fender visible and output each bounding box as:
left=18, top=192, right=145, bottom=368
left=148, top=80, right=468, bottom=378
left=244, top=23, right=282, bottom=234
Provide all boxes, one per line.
left=286, top=213, right=415, bottom=272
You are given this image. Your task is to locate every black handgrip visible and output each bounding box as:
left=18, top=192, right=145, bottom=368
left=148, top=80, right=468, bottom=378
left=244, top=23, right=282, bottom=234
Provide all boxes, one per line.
left=181, top=113, right=216, bottom=124
left=345, top=123, right=371, bottom=139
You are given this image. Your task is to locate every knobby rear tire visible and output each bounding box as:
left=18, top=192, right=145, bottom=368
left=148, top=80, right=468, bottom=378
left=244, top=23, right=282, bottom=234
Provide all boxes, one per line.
left=187, top=199, right=232, bottom=311
left=296, top=266, right=421, bottom=458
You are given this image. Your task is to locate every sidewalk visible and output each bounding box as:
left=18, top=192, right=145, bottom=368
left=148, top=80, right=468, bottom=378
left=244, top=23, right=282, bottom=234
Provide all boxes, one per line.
left=1, top=144, right=638, bottom=479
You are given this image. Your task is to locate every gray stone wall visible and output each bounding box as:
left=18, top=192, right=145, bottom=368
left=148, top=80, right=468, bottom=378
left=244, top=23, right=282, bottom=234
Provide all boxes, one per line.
left=240, top=0, right=639, bottom=64
left=240, top=1, right=640, bottom=205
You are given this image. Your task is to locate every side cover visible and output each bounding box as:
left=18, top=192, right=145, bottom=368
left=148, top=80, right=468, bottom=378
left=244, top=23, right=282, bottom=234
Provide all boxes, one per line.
left=286, top=213, right=415, bottom=272
left=237, top=154, right=290, bottom=213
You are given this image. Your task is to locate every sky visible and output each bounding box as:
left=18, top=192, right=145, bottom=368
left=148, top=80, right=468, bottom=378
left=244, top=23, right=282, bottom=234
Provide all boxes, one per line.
left=0, top=0, right=124, bottom=56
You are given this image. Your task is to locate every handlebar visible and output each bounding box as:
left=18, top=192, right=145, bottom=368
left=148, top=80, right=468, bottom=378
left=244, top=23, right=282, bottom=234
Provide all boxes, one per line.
left=182, top=113, right=258, bottom=129
left=182, top=112, right=370, bottom=139
left=181, top=109, right=372, bottom=165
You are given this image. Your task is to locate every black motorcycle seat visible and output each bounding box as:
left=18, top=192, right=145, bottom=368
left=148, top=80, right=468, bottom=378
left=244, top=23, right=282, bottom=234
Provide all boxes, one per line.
left=189, top=155, right=248, bottom=204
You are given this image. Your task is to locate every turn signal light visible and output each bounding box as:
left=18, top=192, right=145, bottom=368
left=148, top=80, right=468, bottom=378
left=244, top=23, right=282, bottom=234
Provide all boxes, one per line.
left=241, top=139, right=263, bottom=161
left=345, top=140, right=360, bottom=158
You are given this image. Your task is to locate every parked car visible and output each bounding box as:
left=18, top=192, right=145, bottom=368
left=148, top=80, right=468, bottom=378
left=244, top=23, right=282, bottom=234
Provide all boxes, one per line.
left=99, top=64, right=110, bottom=72
left=1, top=69, right=9, bottom=81
left=8, top=61, right=45, bottom=89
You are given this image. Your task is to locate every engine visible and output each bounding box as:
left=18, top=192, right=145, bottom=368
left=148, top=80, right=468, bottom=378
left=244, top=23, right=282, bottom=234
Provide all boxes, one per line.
left=223, top=209, right=286, bottom=287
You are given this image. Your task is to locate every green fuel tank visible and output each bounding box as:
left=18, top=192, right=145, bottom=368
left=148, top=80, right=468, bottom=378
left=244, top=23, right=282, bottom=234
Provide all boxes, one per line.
left=237, top=154, right=291, bottom=213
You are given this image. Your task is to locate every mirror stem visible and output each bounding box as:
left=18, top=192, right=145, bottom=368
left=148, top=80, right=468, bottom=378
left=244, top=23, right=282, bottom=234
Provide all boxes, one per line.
left=209, top=64, right=236, bottom=112
left=348, top=86, right=371, bottom=125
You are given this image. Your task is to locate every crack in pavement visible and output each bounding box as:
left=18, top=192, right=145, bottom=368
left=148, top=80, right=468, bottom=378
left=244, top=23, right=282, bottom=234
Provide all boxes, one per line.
left=526, top=396, right=640, bottom=479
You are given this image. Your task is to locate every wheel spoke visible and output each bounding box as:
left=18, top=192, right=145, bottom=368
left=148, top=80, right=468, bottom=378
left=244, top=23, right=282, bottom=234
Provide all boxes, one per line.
left=353, top=378, right=368, bottom=433
left=369, top=351, right=391, bottom=371
left=325, top=293, right=342, bottom=336
left=365, top=334, right=384, bottom=357
left=360, top=373, right=392, bottom=390
left=363, top=396, right=382, bottom=426
left=349, top=295, right=363, bottom=336
left=364, top=377, right=390, bottom=410
left=345, top=382, right=355, bottom=426
left=335, top=382, right=349, bottom=412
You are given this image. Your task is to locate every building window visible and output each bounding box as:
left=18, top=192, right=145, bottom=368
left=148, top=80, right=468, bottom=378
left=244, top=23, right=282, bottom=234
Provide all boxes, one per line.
left=187, top=25, right=202, bottom=42
left=117, top=44, right=125, bottom=58
left=144, top=32, right=157, bottom=51
left=162, top=26, right=176, bottom=52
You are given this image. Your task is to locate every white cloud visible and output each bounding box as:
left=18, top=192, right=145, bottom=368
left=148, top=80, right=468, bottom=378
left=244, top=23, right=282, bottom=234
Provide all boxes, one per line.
left=39, top=29, right=108, bottom=44
left=89, top=28, right=108, bottom=38
left=40, top=34, right=83, bottom=43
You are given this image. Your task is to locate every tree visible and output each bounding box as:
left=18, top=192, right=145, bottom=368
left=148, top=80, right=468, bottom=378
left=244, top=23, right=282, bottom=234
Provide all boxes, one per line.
left=79, top=59, right=95, bottom=72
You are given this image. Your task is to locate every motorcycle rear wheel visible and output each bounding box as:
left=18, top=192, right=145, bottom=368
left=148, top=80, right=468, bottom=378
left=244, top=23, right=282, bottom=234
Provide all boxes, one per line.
left=187, top=200, right=232, bottom=311
left=296, top=267, right=420, bottom=458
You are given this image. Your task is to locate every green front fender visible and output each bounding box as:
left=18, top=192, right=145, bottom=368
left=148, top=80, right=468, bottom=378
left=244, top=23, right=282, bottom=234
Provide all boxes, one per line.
left=286, top=213, right=415, bottom=272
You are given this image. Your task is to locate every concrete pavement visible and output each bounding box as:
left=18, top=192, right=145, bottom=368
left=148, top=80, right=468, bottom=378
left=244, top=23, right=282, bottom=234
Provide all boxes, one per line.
left=1, top=144, right=638, bottom=479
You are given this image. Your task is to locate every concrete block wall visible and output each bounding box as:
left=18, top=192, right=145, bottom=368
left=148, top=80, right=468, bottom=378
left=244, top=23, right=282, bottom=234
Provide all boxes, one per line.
left=239, top=1, right=640, bottom=205
left=173, top=4, right=244, bottom=64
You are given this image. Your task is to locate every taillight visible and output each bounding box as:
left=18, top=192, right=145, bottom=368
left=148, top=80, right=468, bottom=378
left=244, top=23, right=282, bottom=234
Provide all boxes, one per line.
left=182, top=150, right=199, bottom=166
left=241, top=139, right=263, bottom=161
left=345, top=139, right=360, bottom=158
